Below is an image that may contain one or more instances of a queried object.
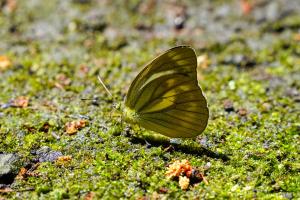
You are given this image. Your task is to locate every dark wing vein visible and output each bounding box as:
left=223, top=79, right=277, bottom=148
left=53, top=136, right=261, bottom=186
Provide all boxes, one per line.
left=173, top=108, right=208, bottom=115
left=141, top=116, right=197, bottom=135
left=137, top=78, right=194, bottom=112
left=125, top=47, right=196, bottom=108
left=133, top=73, right=189, bottom=109
left=142, top=115, right=199, bottom=131
left=159, top=89, right=199, bottom=99
left=139, top=118, right=194, bottom=138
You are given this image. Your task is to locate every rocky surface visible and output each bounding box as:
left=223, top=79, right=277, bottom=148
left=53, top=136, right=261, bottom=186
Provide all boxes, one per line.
left=0, top=153, right=20, bottom=185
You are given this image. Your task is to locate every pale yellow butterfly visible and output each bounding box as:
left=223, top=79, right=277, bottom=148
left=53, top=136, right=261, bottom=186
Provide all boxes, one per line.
left=123, top=46, right=209, bottom=138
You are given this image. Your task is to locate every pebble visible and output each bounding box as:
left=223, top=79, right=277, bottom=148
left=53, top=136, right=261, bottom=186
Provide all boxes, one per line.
left=0, top=153, right=20, bottom=184
left=32, top=146, right=63, bottom=163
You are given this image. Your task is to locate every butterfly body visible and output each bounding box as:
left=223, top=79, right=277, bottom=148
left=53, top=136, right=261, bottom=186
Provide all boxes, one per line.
left=124, top=46, right=209, bottom=138
left=123, top=106, right=139, bottom=124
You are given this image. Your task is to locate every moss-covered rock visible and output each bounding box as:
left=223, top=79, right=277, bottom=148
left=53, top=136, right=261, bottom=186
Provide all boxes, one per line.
left=0, top=153, right=21, bottom=185
left=0, top=0, right=299, bottom=199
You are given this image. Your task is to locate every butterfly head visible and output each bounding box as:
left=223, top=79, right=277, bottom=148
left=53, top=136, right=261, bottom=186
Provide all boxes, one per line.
left=123, top=106, right=139, bottom=125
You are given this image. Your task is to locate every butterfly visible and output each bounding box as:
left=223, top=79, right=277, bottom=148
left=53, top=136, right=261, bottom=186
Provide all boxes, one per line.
left=123, top=46, right=209, bottom=138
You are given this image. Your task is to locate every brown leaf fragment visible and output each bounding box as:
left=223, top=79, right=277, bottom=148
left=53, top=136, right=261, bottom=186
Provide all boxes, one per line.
left=65, top=120, right=87, bottom=135
left=54, top=74, right=72, bottom=89
left=16, top=163, right=40, bottom=180
left=56, top=155, right=72, bottom=162
left=241, top=0, right=253, bottom=15
left=166, top=159, right=192, bottom=179
left=84, top=191, right=95, bottom=200
left=16, top=167, right=27, bottom=180
left=11, top=96, right=29, bottom=108
left=0, top=55, right=12, bottom=71
left=0, top=187, right=13, bottom=193
left=166, top=159, right=208, bottom=190
left=238, top=108, right=248, bottom=117
left=197, top=54, right=210, bottom=70
left=294, top=33, right=300, bottom=41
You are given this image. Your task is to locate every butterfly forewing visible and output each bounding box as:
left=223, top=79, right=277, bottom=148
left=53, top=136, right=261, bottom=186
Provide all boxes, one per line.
left=124, top=46, right=209, bottom=138
left=125, top=47, right=196, bottom=107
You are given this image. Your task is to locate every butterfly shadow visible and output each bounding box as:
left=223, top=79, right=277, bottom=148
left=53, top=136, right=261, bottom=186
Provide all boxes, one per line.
left=129, top=134, right=230, bottom=162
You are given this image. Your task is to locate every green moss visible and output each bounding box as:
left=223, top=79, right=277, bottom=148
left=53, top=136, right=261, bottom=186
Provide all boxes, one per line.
left=0, top=0, right=299, bottom=199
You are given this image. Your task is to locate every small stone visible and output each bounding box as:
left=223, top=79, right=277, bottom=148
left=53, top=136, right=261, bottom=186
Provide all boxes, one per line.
left=190, top=169, right=209, bottom=185
left=238, top=108, right=248, bottom=117
left=73, top=0, right=91, bottom=4
left=282, top=192, right=293, bottom=200
left=33, top=146, right=63, bottom=163
left=223, top=54, right=256, bottom=68
left=223, top=99, right=234, bottom=112
left=0, top=153, right=20, bottom=184
left=174, top=15, right=186, bottom=30
left=261, top=102, right=272, bottom=113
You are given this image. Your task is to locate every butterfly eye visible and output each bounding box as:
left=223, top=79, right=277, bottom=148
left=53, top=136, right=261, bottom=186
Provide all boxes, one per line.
left=113, top=102, right=122, bottom=110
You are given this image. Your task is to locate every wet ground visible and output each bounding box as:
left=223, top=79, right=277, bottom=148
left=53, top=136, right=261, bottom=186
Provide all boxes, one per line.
left=0, top=0, right=299, bottom=199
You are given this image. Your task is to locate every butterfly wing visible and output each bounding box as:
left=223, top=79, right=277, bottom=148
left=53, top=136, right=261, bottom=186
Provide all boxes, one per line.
left=124, top=46, right=209, bottom=138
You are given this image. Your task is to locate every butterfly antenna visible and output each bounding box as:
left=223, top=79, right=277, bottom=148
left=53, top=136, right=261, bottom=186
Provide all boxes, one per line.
left=97, top=75, right=123, bottom=124
left=97, top=75, right=113, bottom=97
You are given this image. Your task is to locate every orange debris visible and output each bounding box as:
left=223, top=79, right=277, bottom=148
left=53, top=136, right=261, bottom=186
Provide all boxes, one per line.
left=11, top=96, right=29, bottom=108
left=0, top=55, right=12, bottom=71
left=166, top=159, right=207, bottom=190
left=178, top=176, right=190, bottom=190
left=65, top=120, right=87, bottom=135
left=166, top=159, right=192, bottom=179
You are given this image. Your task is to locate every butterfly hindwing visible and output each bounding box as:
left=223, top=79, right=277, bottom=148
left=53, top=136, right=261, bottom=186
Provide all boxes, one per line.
left=124, top=46, right=209, bottom=138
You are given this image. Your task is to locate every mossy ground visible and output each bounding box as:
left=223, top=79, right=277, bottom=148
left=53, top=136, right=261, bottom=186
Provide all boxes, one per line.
left=0, top=0, right=299, bottom=199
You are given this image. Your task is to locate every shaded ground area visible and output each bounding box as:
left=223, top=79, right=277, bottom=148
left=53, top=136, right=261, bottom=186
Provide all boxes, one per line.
left=0, top=0, right=299, bottom=199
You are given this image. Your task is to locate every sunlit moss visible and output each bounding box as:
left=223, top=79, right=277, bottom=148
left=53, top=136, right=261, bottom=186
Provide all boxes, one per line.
left=0, top=0, right=299, bottom=199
